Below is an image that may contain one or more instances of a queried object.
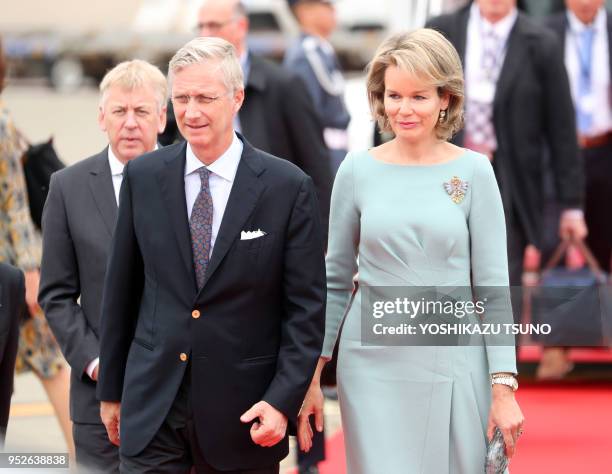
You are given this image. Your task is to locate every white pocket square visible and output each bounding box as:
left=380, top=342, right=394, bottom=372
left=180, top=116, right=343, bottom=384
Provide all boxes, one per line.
left=240, top=229, right=267, bottom=240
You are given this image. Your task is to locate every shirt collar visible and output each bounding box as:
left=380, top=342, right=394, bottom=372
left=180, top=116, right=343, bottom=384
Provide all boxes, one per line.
left=184, top=132, right=243, bottom=183
left=471, top=2, right=518, bottom=42
left=567, top=7, right=606, bottom=33
left=107, top=146, right=125, bottom=177
left=107, top=144, right=159, bottom=176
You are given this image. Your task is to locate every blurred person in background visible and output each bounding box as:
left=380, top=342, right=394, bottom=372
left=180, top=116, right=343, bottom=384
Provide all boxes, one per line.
left=284, top=0, right=351, bottom=175
left=38, top=60, right=167, bottom=473
left=299, top=29, right=523, bottom=473
left=0, top=36, right=74, bottom=456
left=0, top=262, right=25, bottom=448
left=538, top=0, right=612, bottom=378
left=545, top=0, right=611, bottom=274
left=426, top=0, right=587, bottom=303
left=194, top=0, right=333, bottom=241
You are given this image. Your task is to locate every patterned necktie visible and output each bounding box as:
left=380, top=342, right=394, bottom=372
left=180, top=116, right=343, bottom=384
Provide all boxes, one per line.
left=466, top=29, right=502, bottom=153
left=576, top=27, right=595, bottom=134
left=190, top=167, right=214, bottom=290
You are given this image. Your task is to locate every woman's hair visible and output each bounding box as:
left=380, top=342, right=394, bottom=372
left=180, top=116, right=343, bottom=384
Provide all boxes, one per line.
left=366, top=28, right=464, bottom=141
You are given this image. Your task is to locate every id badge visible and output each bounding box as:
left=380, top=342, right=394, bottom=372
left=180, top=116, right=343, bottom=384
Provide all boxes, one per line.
left=470, top=80, right=496, bottom=103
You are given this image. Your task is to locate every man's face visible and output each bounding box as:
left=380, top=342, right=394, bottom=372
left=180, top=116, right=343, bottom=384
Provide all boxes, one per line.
left=566, top=0, right=604, bottom=24
left=98, top=85, right=166, bottom=163
left=197, top=0, right=248, bottom=55
left=296, top=1, right=337, bottom=38
left=476, top=0, right=517, bottom=23
left=171, top=62, right=244, bottom=153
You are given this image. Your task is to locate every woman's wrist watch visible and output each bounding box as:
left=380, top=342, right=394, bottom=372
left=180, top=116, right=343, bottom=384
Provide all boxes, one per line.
left=491, top=373, right=518, bottom=391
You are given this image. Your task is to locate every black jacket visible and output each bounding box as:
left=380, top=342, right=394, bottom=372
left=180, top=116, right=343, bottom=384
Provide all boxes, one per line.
left=0, top=263, right=25, bottom=445
left=97, top=135, right=325, bottom=469
left=39, top=150, right=117, bottom=423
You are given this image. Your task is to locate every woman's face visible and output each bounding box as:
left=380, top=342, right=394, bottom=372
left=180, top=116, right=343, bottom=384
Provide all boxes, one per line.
left=383, top=65, right=449, bottom=144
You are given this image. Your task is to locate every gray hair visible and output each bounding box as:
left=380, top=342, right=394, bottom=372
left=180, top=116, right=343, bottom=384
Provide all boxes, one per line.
left=99, top=59, right=168, bottom=111
left=168, top=37, right=244, bottom=93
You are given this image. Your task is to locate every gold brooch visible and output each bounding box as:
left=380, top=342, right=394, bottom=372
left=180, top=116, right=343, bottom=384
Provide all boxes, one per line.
left=444, top=176, right=468, bottom=204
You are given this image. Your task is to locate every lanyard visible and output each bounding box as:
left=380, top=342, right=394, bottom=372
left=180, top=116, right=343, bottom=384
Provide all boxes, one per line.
left=571, top=27, right=596, bottom=82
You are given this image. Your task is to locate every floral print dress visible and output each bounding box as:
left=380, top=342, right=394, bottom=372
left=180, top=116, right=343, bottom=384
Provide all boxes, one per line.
left=0, top=100, right=63, bottom=379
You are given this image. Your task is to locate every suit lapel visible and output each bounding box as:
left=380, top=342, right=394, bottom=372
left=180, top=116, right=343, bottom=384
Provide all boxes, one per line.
left=88, top=149, right=117, bottom=237
left=455, top=7, right=470, bottom=65
left=199, top=137, right=266, bottom=292
left=239, top=56, right=270, bottom=152
left=559, top=14, right=568, bottom=58
left=156, top=142, right=195, bottom=283
left=494, top=16, right=529, bottom=112
left=449, top=8, right=472, bottom=146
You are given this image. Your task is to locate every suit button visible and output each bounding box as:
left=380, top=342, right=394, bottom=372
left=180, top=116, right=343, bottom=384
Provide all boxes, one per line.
left=179, top=353, right=188, bottom=362
left=192, top=310, right=200, bottom=319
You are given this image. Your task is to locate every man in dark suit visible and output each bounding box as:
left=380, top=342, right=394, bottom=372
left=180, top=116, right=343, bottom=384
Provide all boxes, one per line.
left=97, top=37, right=325, bottom=473
left=538, top=0, right=612, bottom=378
left=195, top=0, right=333, bottom=241
left=545, top=0, right=611, bottom=272
left=38, top=60, right=168, bottom=472
left=427, top=0, right=587, bottom=293
left=0, top=263, right=25, bottom=447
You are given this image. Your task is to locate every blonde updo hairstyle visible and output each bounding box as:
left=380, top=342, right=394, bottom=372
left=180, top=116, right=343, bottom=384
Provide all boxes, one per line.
left=366, top=28, right=464, bottom=141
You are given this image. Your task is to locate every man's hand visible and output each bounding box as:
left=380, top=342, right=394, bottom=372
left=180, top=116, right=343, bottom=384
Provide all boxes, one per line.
left=24, top=269, right=42, bottom=317
left=559, top=211, right=587, bottom=241
left=240, top=401, right=288, bottom=447
left=100, top=401, right=121, bottom=446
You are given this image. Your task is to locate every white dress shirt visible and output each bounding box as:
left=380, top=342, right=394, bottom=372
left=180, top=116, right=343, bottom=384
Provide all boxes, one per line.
left=565, top=8, right=611, bottom=137
left=107, top=147, right=125, bottom=206
left=107, top=145, right=160, bottom=205
left=184, top=132, right=243, bottom=253
left=465, top=3, right=518, bottom=103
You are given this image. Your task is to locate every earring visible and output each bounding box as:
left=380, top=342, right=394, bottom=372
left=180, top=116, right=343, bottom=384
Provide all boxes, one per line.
left=439, top=110, right=447, bottom=123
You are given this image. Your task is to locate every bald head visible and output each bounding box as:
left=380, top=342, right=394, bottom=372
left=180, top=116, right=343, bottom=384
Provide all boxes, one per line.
left=197, top=0, right=249, bottom=56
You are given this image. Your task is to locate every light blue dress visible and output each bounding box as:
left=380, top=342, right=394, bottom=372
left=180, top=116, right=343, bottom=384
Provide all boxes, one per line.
left=323, top=149, right=517, bottom=474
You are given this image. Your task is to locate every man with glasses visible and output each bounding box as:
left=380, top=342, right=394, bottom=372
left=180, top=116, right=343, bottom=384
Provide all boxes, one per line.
left=194, top=0, right=333, bottom=242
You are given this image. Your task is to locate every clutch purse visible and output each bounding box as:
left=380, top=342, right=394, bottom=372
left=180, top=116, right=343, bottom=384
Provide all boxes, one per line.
left=485, top=427, right=508, bottom=474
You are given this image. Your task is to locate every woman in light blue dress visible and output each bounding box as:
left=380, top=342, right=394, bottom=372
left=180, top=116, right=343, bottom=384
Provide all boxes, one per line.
left=298, top=29, right=524, bottom=473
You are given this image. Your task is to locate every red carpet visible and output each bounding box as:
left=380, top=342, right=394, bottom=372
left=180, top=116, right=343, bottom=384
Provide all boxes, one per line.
left=519, top=346, right=612, bottom=363
left=291, top=384, right=612, bottom=474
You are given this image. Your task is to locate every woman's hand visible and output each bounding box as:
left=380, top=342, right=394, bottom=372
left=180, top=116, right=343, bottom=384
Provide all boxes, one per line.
left=297, top=380, right=325, bottom=452
left=297, top=357, right=327, bottom=452
left=487, top=385, right=525, bottom=458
